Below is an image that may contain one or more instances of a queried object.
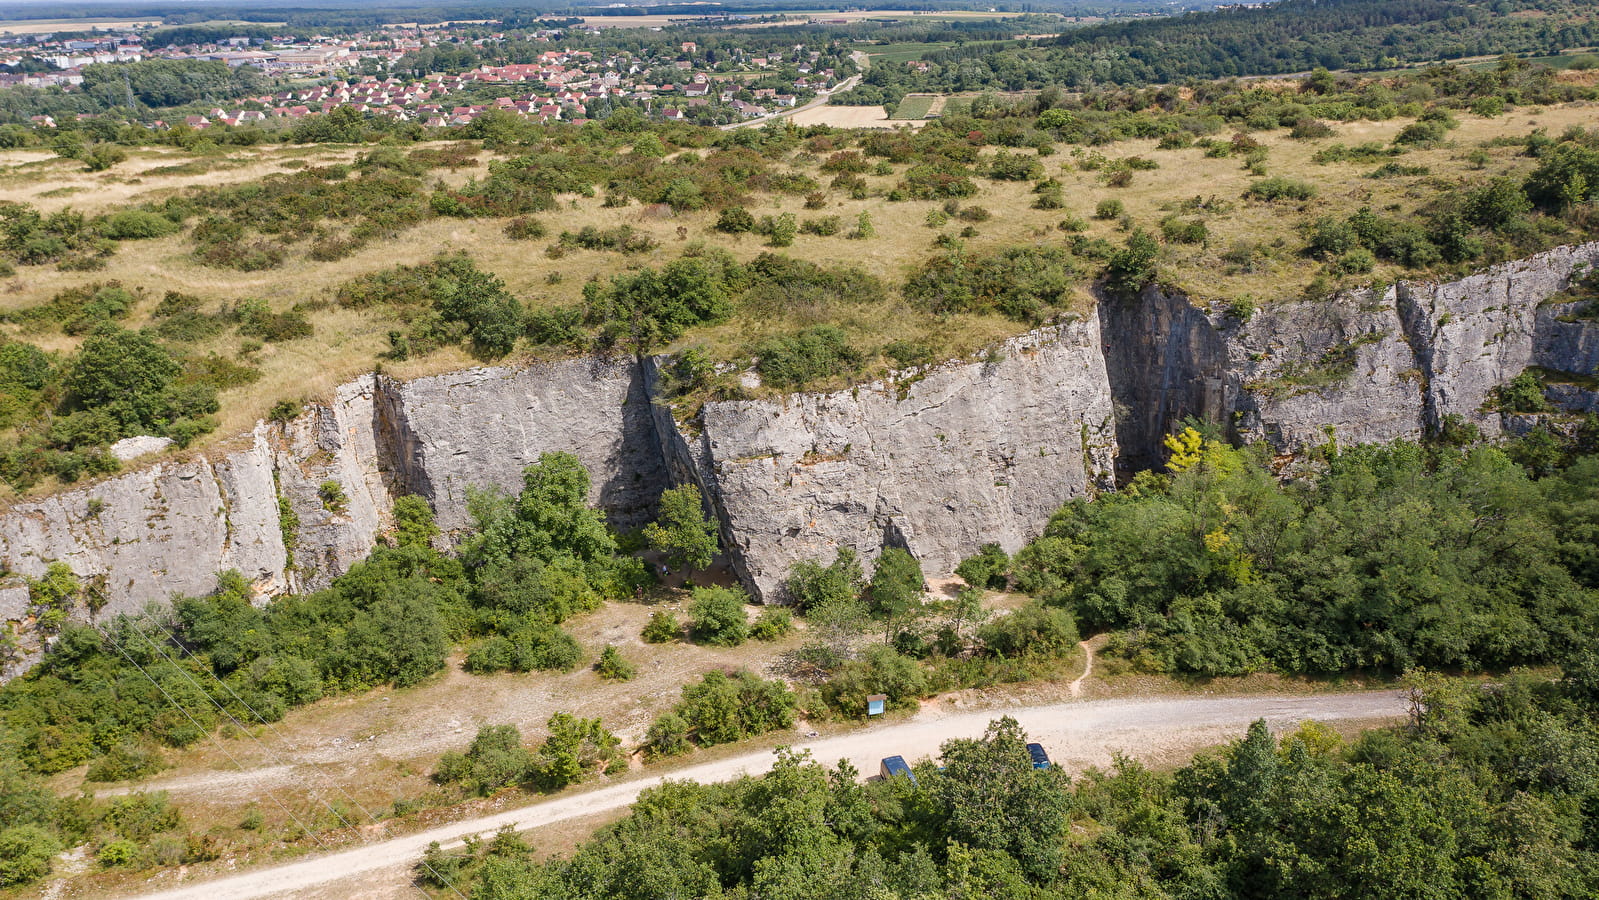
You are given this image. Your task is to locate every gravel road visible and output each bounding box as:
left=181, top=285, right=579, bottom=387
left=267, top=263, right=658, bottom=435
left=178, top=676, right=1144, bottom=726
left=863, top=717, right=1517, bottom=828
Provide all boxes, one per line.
left=125, top=689, right=1404, bottom=900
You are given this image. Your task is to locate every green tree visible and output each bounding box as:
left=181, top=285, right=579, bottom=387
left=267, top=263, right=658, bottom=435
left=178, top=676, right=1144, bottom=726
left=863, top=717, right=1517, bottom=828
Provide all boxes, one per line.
left=595, top=645, right=636, bottom=681
left=642, top=610, right=681, bottom=644
left=643, top=485, right=719, bottom=574
left=869, top=547, right=925, bottom=642
left=786, top=549, right=865, bottom=610
left=528, top=712, right=621, bottom=790
left=935, top=717, right=1072, bottom=879
left=0, top=825, right=59, bottom=886
left=434, top=724, right=531, bottom=797
left=821, top=644, right=927, bottom=715
left=690, top=585, right=750, bottom=647
left=956, top=543, right=1011, bottom=590
left=1104, top=229, right=1159, bottom=297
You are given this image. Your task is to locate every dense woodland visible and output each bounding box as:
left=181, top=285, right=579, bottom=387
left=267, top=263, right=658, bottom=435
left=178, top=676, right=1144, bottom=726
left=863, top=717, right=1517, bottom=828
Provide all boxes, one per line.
left=835, top=0, right=1599, bottom=104
left=423, top=670, right=1599, bottom=900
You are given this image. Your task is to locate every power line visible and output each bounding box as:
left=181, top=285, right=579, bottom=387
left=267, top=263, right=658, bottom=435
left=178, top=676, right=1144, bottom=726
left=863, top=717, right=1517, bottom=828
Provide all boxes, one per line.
left=103, top=632, right=339, bottom=859
left=129, top=618, right=471, bottom=900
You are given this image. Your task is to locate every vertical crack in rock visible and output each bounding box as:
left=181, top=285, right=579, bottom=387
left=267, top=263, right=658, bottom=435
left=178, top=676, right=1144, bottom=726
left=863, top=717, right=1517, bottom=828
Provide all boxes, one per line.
left=8, top=244, right=1599, bottom=673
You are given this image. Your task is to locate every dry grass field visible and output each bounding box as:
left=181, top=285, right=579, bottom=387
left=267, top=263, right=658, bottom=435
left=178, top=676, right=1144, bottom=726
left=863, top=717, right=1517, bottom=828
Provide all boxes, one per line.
left=0, top=99, right=1589, bottom=498
left=0, top=18, right=161, bottom=34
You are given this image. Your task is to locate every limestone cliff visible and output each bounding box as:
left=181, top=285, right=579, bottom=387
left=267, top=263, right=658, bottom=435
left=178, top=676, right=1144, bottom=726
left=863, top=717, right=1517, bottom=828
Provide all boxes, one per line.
left=376, top=357, right=667, bottom=533
left=6, top=242, right=1599, bottom=673
left=649, top=317, right=1118, bottom=602
left=1102, top=242, right=1599, bottom=467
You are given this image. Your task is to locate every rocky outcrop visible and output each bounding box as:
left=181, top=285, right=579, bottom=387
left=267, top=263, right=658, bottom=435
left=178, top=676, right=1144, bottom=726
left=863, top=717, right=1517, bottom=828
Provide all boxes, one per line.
left=376, top=357, right=667, bottom=533
left=650, top=318, right=1118, bottom=602
left=0, top=360, right=671, bottom=673
left=0, top=428, right=288, bottom=677
left=1398, top=242, right=1599, bottom=435
left=1102, top=243, right=1599, bottom=466
left=7, top=243, right=1599, bottom=670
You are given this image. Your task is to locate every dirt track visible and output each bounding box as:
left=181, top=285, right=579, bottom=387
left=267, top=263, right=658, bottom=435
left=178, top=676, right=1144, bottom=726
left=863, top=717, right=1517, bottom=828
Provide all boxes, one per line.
left=125, top=689, right=1405, bottom=900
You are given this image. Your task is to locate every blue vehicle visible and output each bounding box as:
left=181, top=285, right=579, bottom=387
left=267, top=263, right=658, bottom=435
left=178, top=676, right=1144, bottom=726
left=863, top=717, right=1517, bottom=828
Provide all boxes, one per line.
left=1026, top=742, right=1051, bottom=769
left=880, top=755, right=917, bottom=785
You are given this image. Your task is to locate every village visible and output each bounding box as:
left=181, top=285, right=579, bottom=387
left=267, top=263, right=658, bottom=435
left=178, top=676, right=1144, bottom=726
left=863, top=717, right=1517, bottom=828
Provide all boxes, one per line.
left=0, top=20, right=840, bottom=129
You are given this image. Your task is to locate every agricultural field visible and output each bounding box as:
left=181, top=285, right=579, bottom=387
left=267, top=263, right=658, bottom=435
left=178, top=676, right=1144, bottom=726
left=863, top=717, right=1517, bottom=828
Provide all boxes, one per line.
left=890, top=94, right=939, bottom=119
left=864, top=41, right=958, bottom=65
left=0, top=18, right=161, bottom=34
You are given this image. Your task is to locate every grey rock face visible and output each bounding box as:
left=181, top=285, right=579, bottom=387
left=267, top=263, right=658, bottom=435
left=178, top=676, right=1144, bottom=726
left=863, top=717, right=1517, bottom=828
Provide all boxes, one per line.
left=7, top=243, right=1599, bottom=671
left=1398, top=242, right=1599, bottom=434
left=1225, top=287, right=1427, bottom=452
left=0, top=360, right=669, bottom=665
left=0, top=428, right=288, bottom=676
left=1102, top=243, right=1599, bottom=465
left=1101, top=285, right=1424, bottom=466
left=109, top=435, right=174, bottom=462
left=379, top=358, right=667, bottom=532
left=651, top=318, right=1118, bottom=601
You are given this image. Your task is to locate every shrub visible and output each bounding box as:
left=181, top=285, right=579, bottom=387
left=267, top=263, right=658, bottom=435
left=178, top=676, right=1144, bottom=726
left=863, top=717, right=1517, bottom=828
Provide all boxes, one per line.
left=434, top=724, right=532, bottom=796
left=85, top=742, right=165, bottom=782
left=750, top=606, right=793, bottom=641
left=463, top=622, right=583, bottom=674
left=1160, top=217, right=1208, bottom=245
left=0, top=826, right=60, bottom=886
left=904, top=245, right=1078, bottom=322
left=503, top=217, right=547, bottom=240
left=1393, top=120, right=1448, bottom=146
left=99, top=210, right=180, bottom=240
left=822, top=644, right=927, bottom=716
left=754, top=325, right=863, bottom=389
left=1245, top=177, right=1317, bottom=202
left=801, top=215, right=842, bottom=236
left=1330, top=248, right=1376, bottom=275
left=1492, top=371, right=1551, bottom=413
left=559, top=225, right=657, bottom=254
left=978, top=602, right=1079, bottom=659
left=1094, top=198, right=1124, bottom=220
left=957, top=543, right=1010, bottom=590
left=1289, top=119, right=1335, bottom=140
left=83, top=144, right=127, bottom=172
left=672, top=669, right=795, bottom=747
left=645, top=712, right=691, bottom=757
left=985, top=150, right=1043, bottom=181
left=527, top=712, right=621, bottom=790
left=1103, top=229, right=1160, bottom=297
left=642, top=610, right=681, bottom=643
left=594, top=645, right=636, bottom=681
left=691, top=585, right=750, bottom=647
left=765, top=213, right=797, bottom=248
left=786, top=549, right=865, bottom=611
left=318, top=480, right=348, bottom=512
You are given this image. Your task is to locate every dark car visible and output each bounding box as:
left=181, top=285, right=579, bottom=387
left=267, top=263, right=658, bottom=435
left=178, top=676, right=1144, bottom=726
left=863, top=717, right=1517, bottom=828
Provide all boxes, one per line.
left=880, top=755, right=917, bottom=784
left=1026, top=742, right=1051, bottom=769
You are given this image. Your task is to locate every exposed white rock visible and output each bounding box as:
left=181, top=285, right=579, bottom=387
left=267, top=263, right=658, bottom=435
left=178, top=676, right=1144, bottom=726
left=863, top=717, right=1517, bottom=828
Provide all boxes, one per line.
left=109, top=435, right=174, bottom=462
left=4, top=243, right=1599, bottom=673
left=652, top=317, right=1118, bottom=601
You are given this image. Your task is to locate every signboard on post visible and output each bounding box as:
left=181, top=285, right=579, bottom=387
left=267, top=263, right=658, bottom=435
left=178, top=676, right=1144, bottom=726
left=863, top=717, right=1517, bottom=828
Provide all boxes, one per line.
left=866, top=694, right=887, bottom=716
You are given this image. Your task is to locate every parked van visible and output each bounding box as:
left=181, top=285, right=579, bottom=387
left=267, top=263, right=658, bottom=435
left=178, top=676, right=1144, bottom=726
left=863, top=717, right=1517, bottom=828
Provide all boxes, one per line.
left=880, top=755, right=917, bottom=785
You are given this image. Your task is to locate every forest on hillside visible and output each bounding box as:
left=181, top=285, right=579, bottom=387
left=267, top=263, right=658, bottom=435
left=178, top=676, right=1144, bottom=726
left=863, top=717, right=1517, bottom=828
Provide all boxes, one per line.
left=834, top=0, right=1599, bottom=103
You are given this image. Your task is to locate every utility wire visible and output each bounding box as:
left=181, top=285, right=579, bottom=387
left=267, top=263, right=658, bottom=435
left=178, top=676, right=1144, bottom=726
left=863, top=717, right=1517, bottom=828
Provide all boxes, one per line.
left=130, top=618, right=472, bottom=900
